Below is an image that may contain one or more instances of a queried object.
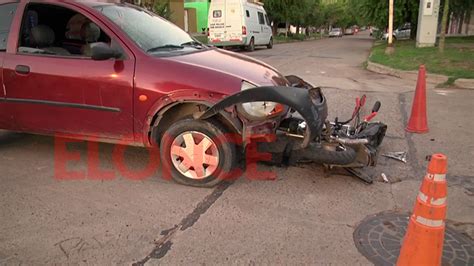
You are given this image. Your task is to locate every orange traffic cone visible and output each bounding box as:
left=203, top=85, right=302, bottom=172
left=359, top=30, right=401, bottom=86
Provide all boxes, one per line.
left=397, top=154, right=448, bottom=266
left=406, top=65, right=429, bottom=133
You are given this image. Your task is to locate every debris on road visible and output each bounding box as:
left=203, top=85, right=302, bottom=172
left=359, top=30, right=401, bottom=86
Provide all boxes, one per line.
left=382, top=151, right=407, bottom=163
left=345, top=167, right=373, bottom=184
left=381, top=173, right=389, bottom=183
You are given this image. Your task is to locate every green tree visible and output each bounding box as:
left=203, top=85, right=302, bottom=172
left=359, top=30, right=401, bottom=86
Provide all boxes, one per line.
left=124, top=0, right=172, bottom=19
left=263, top=0, right=302, bottom=36
left=152, top=0, right=172, bottom=19
left=353, top=0, right=419, bottom=39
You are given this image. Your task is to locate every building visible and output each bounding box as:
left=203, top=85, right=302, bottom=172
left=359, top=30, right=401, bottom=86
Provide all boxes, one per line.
left=124, top=0, right=186, bottom=30
left=184, top=0, right=211, bottom=33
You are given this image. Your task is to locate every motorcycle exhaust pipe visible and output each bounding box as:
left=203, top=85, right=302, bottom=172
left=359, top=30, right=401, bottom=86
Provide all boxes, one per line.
left=291, top=144, right=357, bottom=166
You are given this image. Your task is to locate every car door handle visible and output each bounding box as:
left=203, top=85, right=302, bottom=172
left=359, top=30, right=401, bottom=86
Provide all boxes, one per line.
left=15, top=65, right=30, bottom=75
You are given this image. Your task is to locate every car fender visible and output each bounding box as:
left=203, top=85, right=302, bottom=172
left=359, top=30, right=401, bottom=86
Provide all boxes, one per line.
left=142, top=91, right=241, bottom=146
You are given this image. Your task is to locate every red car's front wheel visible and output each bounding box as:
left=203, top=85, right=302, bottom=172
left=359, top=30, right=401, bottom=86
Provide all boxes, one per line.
left=160, top=119, right=238, bottom=187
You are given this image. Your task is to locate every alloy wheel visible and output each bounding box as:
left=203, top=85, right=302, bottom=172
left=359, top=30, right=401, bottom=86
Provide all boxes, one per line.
left=170, top=131, right=220, bottom=179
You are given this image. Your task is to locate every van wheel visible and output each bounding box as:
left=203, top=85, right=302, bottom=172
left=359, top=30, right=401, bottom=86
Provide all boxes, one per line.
left=267, top=37, right=273, bottom=49
left=246, top=37, right=255, bottom=52
left=160, top=119, right=238, bottom=187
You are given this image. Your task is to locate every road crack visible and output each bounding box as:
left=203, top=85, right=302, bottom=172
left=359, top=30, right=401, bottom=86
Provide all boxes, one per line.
left=133, top=181, right=233, bottom=265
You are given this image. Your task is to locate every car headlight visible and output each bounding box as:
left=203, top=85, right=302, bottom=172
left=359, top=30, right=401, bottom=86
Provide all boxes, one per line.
left=238, top=81, right=284, bottom=120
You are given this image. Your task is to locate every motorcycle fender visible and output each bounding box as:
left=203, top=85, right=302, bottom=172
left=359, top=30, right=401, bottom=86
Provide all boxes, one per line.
left=196, top=86, right=328, bottom=148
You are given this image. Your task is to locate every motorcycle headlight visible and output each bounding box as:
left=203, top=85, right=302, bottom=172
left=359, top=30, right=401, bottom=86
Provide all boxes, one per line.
left=238, top=81, right=284, bottom=120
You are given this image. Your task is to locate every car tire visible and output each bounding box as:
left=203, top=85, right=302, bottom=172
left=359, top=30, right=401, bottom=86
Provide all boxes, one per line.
left=247, top=37, right=255, bottom=52
left=160, top=118, right=238, bottom=187
left=267, top=37, right=273, bottom=49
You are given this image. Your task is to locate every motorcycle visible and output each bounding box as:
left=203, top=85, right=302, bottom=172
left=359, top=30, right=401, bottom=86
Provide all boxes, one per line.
left=198, top=75, right=387, bottom=183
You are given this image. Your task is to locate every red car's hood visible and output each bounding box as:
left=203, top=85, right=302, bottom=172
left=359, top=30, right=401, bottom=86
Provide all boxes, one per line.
left=168, top=48, right=289, bottom=87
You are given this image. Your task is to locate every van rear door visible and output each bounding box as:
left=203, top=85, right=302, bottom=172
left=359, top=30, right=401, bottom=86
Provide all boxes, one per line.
left=208, top=0, right=226, bottom=43
left=209, top=0, right=243, bottom=44
left=224, top=0, right=243, bottom=43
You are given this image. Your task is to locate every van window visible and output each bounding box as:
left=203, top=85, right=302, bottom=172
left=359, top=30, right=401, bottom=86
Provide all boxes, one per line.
left=257, top=12, right=264, bottom=25
left=246, top=10, right=250, bottom=17
left=0, top=3, right=18, bottom=51
left=213, top=10, right=222, bottom=18
left=265, top=14, right=271, bottom=26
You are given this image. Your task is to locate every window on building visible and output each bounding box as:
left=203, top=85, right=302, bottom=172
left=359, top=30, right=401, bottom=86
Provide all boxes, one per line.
left=246, top=10, right=250, bottom=17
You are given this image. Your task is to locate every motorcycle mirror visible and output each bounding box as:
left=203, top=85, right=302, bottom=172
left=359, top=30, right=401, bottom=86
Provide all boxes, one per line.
left=372, top=101, right=381, bottom=113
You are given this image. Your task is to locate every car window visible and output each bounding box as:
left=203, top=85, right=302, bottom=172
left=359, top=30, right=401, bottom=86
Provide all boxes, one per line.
left=0, top=3, right=18, bottom=51
left=265, top=14, right=271, bottom=26
left=257, top=12, right=264, bottom=25
left=213, top=10, right=222, bottom=18
left=17, top=3, right=118, bottom=58
left=95, top=4, right=202, bottom=55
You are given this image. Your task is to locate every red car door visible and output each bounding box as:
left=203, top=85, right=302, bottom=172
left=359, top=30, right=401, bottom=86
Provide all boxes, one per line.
left=2, top=2, right=135, bottom=141
left=0, top=2, right=19, bottom=129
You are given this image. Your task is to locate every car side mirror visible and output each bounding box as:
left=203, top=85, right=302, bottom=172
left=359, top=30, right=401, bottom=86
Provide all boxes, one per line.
left=91, top=42, right=121, bottom=61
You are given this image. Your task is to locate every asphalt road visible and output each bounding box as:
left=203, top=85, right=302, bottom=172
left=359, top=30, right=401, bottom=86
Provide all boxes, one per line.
left=1, top=32, right=473, bottom=265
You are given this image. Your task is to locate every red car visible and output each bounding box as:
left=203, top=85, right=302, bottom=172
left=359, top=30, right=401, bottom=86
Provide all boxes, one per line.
left=0, top=0, right=386, bottom=186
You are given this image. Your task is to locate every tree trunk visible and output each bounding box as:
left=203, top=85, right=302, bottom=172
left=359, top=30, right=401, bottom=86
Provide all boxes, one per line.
left=466, top=10, right=471, bottom=35
left=458, top=11, right=465, bottom=34
left=285, top=20, right=289, bottom=37
left=439, top=0, right=450, bottom=53
left=296, top=25, right=300, bottom=35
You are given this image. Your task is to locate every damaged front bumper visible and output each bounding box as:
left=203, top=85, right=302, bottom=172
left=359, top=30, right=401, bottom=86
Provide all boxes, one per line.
left=197, top=75, right=387, bottom=169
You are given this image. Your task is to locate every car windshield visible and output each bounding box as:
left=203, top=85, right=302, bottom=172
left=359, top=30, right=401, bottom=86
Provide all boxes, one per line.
left=332, top=28, right=341, bottom=31
left=93, top=4, right=205, bottom=55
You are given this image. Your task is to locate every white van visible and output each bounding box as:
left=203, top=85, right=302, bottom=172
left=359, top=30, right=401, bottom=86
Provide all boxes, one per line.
left=208, top=0, right=273, bottom=51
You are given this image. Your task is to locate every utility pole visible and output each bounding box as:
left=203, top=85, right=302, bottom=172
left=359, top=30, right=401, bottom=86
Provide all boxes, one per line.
left=416, top=0, right=440, bottom=48
left=385, top=0, right=395, bottom=55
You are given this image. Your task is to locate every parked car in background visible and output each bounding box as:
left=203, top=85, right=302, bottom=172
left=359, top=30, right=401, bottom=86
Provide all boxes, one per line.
left=344, top=28, right=354, bottom=35
left=208, top=0, right=272, bottom=51
left=382, top=23, right=411, bottom=41
left=329, top=28, right=343, bottom=38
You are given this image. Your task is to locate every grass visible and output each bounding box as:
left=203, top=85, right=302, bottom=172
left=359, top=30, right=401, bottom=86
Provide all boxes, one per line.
left=369, top=36, right=474, bottom=80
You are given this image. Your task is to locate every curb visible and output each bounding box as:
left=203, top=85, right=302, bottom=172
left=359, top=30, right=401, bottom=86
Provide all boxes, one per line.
left=367, top=61, right=474, bottom=90
left=275, top=37, right=325, bottom=44
left=453, top=79, right=474, bottom=90
left=366, top=61, right=448, bottom=84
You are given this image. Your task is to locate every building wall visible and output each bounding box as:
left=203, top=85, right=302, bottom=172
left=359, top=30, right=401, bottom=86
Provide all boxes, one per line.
left=185, top=8, right=198, bottom=32
left=184, top=0, right=210, bottom=33
left=169, top=0, right=185, bottom=29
